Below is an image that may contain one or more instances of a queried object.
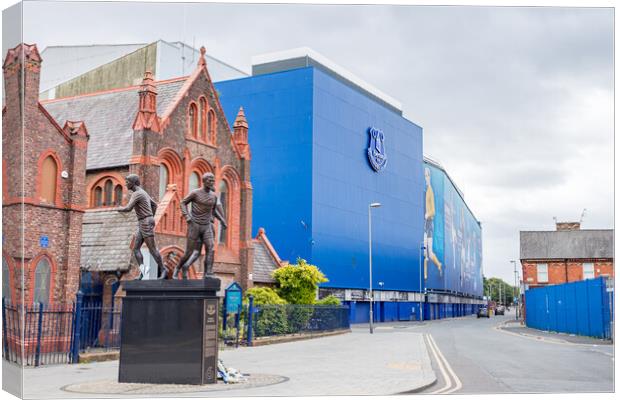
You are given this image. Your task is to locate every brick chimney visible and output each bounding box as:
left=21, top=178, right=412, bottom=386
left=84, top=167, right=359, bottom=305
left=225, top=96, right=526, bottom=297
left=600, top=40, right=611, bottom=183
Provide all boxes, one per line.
left=132, top=70, right=161, bottom=133
left=3, top=43, right=42, bottom=116
left=233, top=107, right=250, bottom=159
left=62, top=120, right=89, bottom=301
left=556, top=222, right=581, bottom=231
left=62, top=121, right=90, bottom=207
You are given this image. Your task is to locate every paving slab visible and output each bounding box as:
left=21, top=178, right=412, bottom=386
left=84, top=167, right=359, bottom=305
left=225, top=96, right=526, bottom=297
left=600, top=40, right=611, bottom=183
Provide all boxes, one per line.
left=16, top=328, right=435, bottom=398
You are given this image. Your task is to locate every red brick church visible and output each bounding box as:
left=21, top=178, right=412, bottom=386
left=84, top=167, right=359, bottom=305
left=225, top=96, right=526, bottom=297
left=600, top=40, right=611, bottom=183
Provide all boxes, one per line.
left=2, top=43, right=282, bottom=306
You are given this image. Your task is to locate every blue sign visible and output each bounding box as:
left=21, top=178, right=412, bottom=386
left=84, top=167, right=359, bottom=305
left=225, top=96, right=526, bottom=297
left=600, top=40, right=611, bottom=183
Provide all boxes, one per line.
left=367, top=127, right=387, bottom=172
left=39, top=235, right=49, bottom=248
left=225, top=282, right=243, bottom=314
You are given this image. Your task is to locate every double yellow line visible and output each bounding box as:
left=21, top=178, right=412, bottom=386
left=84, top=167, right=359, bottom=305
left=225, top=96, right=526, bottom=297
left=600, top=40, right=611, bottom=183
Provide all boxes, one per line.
left=424, top=333, right=462, bottom=394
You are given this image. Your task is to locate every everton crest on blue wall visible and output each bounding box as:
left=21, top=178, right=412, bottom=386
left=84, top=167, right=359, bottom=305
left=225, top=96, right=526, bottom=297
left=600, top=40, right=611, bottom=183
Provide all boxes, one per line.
left=367, top=127, right=387, bottom=172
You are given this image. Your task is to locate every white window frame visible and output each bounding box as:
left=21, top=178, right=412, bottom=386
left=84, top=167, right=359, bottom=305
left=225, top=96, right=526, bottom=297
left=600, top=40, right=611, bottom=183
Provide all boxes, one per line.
left=582, top=262, right=595, bottom=280
left=536, top=263, right=548, bottom=283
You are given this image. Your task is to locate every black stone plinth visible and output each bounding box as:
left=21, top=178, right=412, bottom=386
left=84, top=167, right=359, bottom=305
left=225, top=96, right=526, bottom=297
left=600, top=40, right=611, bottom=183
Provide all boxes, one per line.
left=118, top=278, right=221, bottom=385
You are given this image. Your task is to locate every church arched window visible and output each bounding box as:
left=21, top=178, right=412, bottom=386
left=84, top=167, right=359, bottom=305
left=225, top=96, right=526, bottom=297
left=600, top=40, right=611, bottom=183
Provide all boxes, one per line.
left=188, top=102, right=198, bottom=138
left=39, top=155, right=58, bottom=204
left=189, top=172, right=201, bottom=192
left=33, top=257, right=52, bottom=305
left=208, top=110, right=216, bottom=145
left=199, top=97, right=208, bottom=142
left=114, top=184, right=123, bottom=206
left=90, top=175, right=123, bottom=208
left=2, top=257, right=11, bottom=301
left=159, top=164, right=169, bottom=200
left=217, top=180, right=228, bottom=245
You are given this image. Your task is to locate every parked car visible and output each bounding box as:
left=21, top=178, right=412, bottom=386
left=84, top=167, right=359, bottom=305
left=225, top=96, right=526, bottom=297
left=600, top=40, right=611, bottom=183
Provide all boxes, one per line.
left=477, top=307, right=490, bottom=318
left=495, top=306, right=505, bottom=315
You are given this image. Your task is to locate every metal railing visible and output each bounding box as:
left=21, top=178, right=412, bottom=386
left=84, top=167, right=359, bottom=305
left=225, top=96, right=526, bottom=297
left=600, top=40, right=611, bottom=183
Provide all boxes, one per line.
left=2, top=295, right=351, bottom=365
left=2, top=293, right=122, bottom=366
left=248, top=303, right=350, bottom=341
left=2, top=299, right=76, bottom=366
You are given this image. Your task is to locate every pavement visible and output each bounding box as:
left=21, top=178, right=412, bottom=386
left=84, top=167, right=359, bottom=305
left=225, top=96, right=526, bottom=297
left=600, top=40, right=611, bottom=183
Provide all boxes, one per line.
left=498, top=319, right=614, bottom=346
left=3, top=310, right=614, bottom=397
left=12, top=327, right=435, bottom=398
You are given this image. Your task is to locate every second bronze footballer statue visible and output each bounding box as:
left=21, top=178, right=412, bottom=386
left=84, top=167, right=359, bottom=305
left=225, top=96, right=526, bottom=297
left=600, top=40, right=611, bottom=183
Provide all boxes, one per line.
left=173, top=172, right=227, bottom=280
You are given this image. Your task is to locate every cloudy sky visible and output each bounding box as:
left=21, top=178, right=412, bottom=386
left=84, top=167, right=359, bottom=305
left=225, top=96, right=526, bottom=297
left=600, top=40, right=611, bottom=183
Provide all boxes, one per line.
left=11, top=1, right=614, bottom=283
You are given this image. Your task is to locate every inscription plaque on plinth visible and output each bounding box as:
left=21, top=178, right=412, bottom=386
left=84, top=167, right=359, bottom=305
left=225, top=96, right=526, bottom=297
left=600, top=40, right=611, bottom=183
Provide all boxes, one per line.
left=118, top=278, right=220, bottom=385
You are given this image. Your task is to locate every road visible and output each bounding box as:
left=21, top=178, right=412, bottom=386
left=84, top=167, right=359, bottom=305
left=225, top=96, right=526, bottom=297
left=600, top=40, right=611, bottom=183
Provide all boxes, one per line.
left=412, top=309, right=614, bottom=394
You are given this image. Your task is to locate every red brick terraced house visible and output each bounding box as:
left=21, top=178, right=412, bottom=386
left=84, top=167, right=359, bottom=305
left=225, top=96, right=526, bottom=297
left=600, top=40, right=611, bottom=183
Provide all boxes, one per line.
left=519, top=222, right=614, bottom=292
left=3, top=43, right=284, bottom=311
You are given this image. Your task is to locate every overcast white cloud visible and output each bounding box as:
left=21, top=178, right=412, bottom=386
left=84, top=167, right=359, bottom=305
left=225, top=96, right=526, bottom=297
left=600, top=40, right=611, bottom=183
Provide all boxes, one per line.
left=15, top=1, right=614, bottom=283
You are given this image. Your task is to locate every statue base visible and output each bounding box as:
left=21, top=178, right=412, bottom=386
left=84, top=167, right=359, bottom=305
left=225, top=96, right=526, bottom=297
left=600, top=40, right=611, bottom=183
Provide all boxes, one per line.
left=118, top=278, right=221, bottom=385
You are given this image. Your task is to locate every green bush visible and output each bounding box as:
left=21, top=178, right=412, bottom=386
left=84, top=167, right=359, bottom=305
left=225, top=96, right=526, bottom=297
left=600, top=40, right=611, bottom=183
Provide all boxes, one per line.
left=316, top=295, right=342, bottom=306
left=244, top=287, right=286, bottom=305
left=272, top=258, right=328, bottom=304
left=243, top=288, right=288, bottom=337
left=253, top=305, right=289, bottom=337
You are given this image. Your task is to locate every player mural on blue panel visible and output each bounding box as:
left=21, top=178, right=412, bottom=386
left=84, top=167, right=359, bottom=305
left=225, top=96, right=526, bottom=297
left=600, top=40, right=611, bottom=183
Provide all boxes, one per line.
left=424, top=167, right=442, bottom=280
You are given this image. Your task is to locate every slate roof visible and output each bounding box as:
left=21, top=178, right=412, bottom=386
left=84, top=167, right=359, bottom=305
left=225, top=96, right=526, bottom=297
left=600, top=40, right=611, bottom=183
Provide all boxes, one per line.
left=252, top=239, right=278, bottom=283
left=81, top=210, right=137, bottom=271
left=41, top=78, right=187, bottom=170
left=520, top=229, right=614, bottom=260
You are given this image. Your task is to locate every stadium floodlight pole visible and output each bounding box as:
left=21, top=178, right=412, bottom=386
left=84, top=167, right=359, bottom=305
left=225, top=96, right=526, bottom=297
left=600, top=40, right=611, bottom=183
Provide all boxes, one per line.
left=368, top=202, right=382, bottom=334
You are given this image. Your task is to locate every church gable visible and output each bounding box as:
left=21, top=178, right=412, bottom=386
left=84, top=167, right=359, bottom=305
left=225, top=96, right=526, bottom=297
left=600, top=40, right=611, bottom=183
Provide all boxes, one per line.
left=158, top=47, right=242, bottom=162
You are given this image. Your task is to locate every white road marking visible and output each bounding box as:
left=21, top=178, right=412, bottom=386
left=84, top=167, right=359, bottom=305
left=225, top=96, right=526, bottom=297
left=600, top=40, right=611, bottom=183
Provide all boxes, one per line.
left=428, top=334, right=463, bottom=394
left=425, top=333, right=452, bottom=394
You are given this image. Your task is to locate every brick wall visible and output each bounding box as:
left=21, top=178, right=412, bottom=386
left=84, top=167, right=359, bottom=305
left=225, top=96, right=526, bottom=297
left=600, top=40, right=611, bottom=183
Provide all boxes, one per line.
left=2, top=44, right=88, bottom=305
left=522, top=259, right=615, bottom=287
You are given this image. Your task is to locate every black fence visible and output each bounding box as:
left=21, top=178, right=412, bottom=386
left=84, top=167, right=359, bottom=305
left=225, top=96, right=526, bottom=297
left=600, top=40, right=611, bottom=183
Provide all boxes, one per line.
left=249, top=304, right=350, bottom=340
left=2, top=295, right=350, bottom=365
left=2, top=294, right=122, bottom=366
left=2, top=299, right=76, bottom=366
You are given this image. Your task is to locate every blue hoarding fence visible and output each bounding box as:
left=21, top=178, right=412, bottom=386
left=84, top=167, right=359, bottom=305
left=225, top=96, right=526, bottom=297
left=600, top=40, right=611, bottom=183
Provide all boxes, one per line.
left=525, top=277, right=613, bottom=339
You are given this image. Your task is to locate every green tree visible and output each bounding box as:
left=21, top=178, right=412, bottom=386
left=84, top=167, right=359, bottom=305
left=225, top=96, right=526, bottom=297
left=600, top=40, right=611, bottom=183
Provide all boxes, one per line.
left=483, top=276, right=518, bottom=305
left=272, top=258, right=328, bottom=304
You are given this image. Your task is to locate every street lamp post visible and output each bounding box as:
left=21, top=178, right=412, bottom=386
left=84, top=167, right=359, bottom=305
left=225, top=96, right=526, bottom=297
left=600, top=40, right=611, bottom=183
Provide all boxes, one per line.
left=511, top=260, right=518, bottom=320
left=419, top=242, right=425, bottom=321
left=368, top=202, right=381, bottom=334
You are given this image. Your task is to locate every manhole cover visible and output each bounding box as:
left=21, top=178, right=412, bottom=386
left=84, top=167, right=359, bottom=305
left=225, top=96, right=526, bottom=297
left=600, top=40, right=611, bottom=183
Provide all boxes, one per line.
left=61, top=374, right=288, bottom=395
